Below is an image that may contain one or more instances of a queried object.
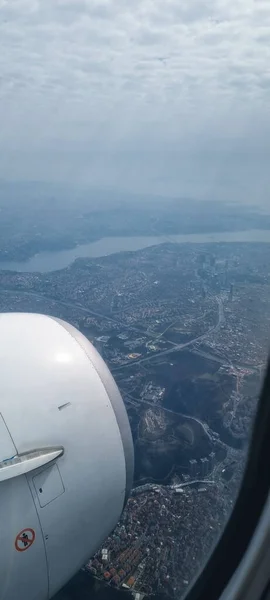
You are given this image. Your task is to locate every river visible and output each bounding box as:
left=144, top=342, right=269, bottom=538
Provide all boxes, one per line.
left=1, top=229, right=270, bottom=273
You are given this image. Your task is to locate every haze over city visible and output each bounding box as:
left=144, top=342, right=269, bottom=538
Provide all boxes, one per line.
left=0, top=0, right=270, bottom=206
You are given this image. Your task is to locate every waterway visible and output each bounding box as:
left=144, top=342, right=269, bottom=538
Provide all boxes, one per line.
left=1, top=229, right=270, bottom=273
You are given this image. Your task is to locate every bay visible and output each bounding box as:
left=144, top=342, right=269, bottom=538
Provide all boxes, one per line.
left=1, top=229, right=270, bottom=273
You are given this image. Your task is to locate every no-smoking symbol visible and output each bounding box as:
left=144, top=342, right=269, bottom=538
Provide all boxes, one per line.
left=15, top=528, right=35, bottom=552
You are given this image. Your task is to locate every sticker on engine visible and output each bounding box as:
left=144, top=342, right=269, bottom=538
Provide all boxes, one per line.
left=15, top=528, right=35, bottom=552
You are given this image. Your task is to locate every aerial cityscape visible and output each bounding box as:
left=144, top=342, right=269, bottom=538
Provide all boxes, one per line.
left=1, top=235, right=268, bottom=599
left=1, top=0, right=270, bottom=597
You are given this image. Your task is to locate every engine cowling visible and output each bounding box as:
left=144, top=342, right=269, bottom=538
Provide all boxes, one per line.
left=0, top=313, right=134, bottom=600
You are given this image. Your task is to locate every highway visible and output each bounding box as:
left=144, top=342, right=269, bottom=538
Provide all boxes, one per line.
left=112, top=296, right=224, bottom=371
left=171, top=480, right=217, bottom=489
left=125, top=395, right=214, bottom=441
left=0, top=288, right=153, bottom=337
left=3, top=288, right=229, bottom=377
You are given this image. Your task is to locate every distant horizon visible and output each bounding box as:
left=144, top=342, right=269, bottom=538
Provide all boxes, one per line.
left=0, top=177, right=268, bottom=212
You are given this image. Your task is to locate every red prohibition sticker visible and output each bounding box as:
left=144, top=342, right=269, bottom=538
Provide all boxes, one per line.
left=15, top=528, right=36, bottom=552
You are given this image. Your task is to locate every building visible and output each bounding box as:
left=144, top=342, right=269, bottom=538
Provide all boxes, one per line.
left=101, top=548, right=109, bottom=563
left=189, top=459, right=197, bottom=478
left=209, top=452, right=216, bottom=471
left=200, top=458, right=209, bottom=477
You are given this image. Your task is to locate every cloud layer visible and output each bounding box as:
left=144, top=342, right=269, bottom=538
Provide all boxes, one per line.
left=0, top=0, right=270, bottom=203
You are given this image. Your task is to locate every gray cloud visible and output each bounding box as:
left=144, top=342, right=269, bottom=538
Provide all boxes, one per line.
left=0, top=0, right=270, bottom=205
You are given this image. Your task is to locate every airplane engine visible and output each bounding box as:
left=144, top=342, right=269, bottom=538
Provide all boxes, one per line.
left=0, top=313, right=134, bottom=600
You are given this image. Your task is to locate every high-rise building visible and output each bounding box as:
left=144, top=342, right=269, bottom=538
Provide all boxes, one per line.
left=200, top=458, right=205, bottom=477
left=200, top=458, right=209, bottom=477
left=189, top=459, right=197, bottom=478
left=229, top=283, right=234, bottom=302
left=209, top=452, right=216, bottom=471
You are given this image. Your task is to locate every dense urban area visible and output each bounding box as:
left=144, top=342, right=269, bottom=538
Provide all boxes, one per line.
left=1, top=239, right=269, bottom=600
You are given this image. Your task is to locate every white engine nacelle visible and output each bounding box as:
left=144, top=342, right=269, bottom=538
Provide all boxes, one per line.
left=0, top=313, right=134, bottom=600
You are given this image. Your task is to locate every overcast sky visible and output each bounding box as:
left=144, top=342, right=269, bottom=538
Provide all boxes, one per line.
left=0, top=0, right=270, bottom=205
